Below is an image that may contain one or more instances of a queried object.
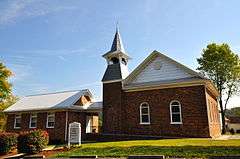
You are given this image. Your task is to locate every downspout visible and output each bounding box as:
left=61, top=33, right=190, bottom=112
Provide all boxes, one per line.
left=65, top=111, right=68, bottom=142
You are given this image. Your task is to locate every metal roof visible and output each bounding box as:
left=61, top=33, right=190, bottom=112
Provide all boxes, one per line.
left=102, top=63, right=129, bottom=82
left=4, top=89, right=102, bottom=113
left=102, top=27, right=130, bottom=58
left=110, top=27, right=125, bottom=53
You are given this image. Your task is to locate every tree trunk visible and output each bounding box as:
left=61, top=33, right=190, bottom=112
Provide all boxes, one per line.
left=219, top=98, right=226, bottom=134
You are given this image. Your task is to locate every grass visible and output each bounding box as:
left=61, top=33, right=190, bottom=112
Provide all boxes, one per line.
left=54, top=138, right=240, bottom=158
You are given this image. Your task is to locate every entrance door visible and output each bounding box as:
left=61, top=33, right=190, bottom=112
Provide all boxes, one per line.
left=86, top=116, right=92, bottom=133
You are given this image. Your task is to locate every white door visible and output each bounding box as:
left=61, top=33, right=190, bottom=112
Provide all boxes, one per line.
left=86, top=116, right=92, bottom=133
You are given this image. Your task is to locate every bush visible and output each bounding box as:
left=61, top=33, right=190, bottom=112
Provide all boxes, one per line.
left=0, top=132, right=18, bottom=154
left=17, top=130, right=49, bottom=154
left=229, top=128, right=235, bottom=135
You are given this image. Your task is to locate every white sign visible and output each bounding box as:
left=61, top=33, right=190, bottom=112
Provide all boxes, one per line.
left=68, top=122, right=81, bottom=147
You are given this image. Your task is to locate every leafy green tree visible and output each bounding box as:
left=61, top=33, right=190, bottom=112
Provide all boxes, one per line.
left=0, top=95, right=17, bottom=130
left=197, top=43, right=240, bottom=134
left=0, top=62, right=14, bottom=131
left=225, top=107, right=240, bottom=117
left=0, top=62, right=12, bottom=101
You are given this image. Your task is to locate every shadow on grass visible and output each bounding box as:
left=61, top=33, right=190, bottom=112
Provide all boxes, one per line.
left=54, top=146, right=240, bottom=158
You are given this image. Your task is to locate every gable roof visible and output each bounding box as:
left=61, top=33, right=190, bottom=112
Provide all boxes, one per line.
left=4, top=89, right=102, bottom=113
left=123, top=50, right=218, bottom=96
left=124, top=50, right=205, bottom=85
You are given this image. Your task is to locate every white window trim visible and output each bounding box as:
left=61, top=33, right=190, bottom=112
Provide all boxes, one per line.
left=29, top=114, right=37, bottom=128
left=46, top=113, right=55, bottom=128
left=14, top=114, right=21, bottom=129
left=140, top=102, right=150, bottom=125
left=170, top=100, right=183, bottom=124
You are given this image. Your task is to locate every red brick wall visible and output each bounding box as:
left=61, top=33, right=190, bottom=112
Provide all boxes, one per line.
left=103, top=84, right=218, bottom=138
left=67, top=111, right=86, bottom=140
left=102, top=82, right=123, bottom=134
left=206, top=88, right=221, bottom=138
left=122, top=85, right=211, bottom=137
left=5, top=111, right=89, bottom=142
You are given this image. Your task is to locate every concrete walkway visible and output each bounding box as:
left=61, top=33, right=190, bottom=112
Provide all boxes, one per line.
left=215, top=135, right=240, bottom=140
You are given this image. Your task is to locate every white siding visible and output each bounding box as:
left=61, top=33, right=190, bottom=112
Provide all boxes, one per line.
left=120, top=63, right=130, bottom=79
left=131, top=55, right=193, bottom=84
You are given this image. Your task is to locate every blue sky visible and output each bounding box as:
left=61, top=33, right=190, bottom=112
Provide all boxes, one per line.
left=0, top=0, right=239, bottom=107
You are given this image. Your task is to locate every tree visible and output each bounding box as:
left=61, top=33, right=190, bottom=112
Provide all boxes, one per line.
left=0, top=62, right=12, bottom=101
left=0, top=95, right=17, bottom=130
left=0, top=62, right=14, bottom=131
left=197, top=43, right=240, bottom=134
left=225, top=107, right=240, bottom=117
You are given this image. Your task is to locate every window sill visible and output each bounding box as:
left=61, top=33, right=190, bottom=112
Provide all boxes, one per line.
left=140, top=122, right=150, bottom=125
left=14, top=127, right=21, bottom=129
left=46, top=127, right=54, bottom=129
left=29, top=127, right=37, bottom=129
left=170, top=122, right=182, bottom=125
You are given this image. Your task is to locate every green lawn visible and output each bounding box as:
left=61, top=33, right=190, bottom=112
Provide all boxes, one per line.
left=54, top=139, right=240, bottom=158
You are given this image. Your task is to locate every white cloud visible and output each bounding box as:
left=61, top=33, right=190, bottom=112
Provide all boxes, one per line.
left=58, top=55, right=67, bottom=61
left=0, top=0, right=77, bottom=25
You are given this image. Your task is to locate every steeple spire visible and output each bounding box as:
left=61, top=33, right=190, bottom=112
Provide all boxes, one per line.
left=110, top=25, right=125, bottom=53
left=102, top=26, right=130, bottom=59
left=102, top=26, right=131, bottom=83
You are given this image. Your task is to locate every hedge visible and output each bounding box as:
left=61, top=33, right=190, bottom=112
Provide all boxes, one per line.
left=17, top=130, right=49, bottom=154
left=0, top=132, right=18, bottom=154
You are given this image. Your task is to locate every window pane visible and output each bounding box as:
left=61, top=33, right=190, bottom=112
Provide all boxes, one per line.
left=172, top=106, right=180, bottom=113
left=141, top=115, right=149, bottom=123
left=31, top=122, right=36, bottom=128
left=171, top=102, right=179, bottom=105
left=172, top=114, right=181, bottom=122
left=48, top=122, right=54, bottom=127
left=141, top=103, right=148, bottom=107
left=32, top=117, right=37, bottom=122
left=30, top=115, right=37, bottom=128
left=48, top=116, right=54, bottom=122
left=15, top=118, right=21, bottom=127
left=141, top=107, right=149, bottom=114
left=47, top=113, right=55, bottom=127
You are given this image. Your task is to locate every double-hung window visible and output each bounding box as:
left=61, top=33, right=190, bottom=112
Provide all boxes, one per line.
left=14, top=114, right=21, bottom=129
left=170, top=100, right=182, bottom=124
left=46, top=113, right=55, bottom=128
left=29, top=114, right=37, bottom=128
left=140, top=102, right=150, bottom=124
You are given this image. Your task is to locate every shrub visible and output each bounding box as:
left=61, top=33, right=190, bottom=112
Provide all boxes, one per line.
left=0, top=132, right=18, bottom=154
left=17, top=130, right=49, bottom=154
left=229, top=128, right=235, bottom=135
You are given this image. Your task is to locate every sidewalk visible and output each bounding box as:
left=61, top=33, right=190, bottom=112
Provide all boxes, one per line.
left=215, top=135, right=240, bottom=140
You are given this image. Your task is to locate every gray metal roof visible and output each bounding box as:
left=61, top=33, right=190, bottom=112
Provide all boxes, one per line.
left=102, top=28, right=129, bottom=58
left=110, top=27, right=125, bottom=53
left=4, top=90, right=102, bottom=113
left=102, top=63, right=129, bottom=82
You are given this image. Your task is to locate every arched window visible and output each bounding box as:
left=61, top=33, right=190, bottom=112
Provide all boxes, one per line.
left=140, top=102, right=150, bottom=124
left=170, top=100, right=182, bottom=124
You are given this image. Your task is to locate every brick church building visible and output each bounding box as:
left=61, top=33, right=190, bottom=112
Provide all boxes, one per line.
left=102, top=28, right=221, bottom=138
left=4, top=28, right=221, bottom=142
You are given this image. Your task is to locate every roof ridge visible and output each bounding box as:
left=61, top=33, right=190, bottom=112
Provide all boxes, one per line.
left=26, top=89, right=88, bottom=97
